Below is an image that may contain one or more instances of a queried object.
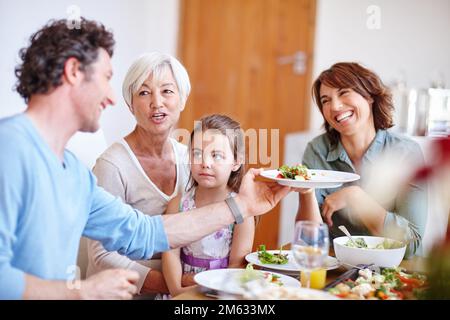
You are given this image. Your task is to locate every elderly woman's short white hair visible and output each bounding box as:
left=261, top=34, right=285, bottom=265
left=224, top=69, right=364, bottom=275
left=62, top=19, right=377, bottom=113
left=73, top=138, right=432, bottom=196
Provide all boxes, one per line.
left=122, top=52, right=191, bottom=109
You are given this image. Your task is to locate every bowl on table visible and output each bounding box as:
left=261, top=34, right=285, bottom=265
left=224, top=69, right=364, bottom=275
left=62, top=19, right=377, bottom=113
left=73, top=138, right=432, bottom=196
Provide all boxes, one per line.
left=333, top=236, right=406, bottom=269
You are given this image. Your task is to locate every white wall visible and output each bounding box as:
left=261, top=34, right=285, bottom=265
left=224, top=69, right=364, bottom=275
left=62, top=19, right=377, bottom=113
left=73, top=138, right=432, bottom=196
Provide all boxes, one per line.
left=0, top=0, right=179, bottom=149
left=2, top=0, right=448, bottom=149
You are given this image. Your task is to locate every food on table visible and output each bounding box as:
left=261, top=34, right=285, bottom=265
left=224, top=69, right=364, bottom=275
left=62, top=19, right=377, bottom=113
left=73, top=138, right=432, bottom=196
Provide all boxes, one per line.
left=239, top=264, right=283, bottom=287
left=327, top=267, right=428, bottom=300
left=345, top=237, right=368, bottom=248
left=277, top=164, right=311, bottom=181
left=344, top=237, right=404, bottom=249
left=239, top=264, right=289, bottom=299
left=257, top=244, right=289, bottom=265
left=245, top=286, right=338, bottom=300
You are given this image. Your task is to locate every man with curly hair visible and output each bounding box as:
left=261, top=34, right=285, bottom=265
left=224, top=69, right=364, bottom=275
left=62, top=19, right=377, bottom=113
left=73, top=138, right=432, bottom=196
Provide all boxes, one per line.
left=0, top=18, right=290, bottom=299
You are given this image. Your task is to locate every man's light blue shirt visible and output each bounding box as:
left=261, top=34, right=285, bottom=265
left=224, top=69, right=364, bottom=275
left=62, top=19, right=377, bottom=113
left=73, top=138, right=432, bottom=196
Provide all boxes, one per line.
left=0, top=114, right=170, bottom=299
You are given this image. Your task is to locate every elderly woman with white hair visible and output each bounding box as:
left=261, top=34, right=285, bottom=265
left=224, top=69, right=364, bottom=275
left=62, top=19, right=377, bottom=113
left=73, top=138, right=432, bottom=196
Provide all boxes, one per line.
left=86, top=52, right=192, bottom=297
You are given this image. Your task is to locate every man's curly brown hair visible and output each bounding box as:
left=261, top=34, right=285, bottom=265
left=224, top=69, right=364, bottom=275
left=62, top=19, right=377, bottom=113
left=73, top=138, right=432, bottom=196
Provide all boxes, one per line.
left=15, top=18, right=115, bottom=102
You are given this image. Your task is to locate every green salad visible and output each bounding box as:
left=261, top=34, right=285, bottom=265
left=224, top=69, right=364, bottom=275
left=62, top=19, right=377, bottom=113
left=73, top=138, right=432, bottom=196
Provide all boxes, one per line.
left=345, top=238, right=404, bottom=249
left=327, top=267, right=427, bottom=300
left=239, top=264, right=264, bottom=284
left=277, top=164, right=311, bottom=181
left=240, top=264, right=283, bottom=286
left=257, top=244, right=289, bottom=265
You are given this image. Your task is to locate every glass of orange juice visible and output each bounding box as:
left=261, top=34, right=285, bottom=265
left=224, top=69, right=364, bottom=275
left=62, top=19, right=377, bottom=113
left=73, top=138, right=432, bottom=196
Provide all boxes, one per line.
left=300, top=268, right=327, bottom=289
left=292, top=221, right=329, bottom=288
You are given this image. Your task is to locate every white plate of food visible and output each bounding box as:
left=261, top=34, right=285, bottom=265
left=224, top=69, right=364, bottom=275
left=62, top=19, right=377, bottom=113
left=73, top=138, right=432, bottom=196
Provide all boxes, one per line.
left=248, top=286, right=340, bottom=300
left=194, top=266, right=301, bottom=296
left=260, top=165, right=360, bottom=189
left=245, top=248, right=340, bottom=274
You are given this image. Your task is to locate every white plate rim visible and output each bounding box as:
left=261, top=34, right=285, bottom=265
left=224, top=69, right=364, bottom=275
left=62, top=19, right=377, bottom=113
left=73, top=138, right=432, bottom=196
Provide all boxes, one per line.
left=245, top=250, right=340, bottom=272
left=193, top=268, right=301, bottom=295
left=261, top=169, right=360, bottom=188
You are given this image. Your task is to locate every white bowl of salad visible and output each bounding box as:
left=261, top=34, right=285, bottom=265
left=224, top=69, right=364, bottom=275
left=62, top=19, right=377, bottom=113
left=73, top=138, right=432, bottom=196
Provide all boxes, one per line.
left=333, top=236, right=406, bottom=268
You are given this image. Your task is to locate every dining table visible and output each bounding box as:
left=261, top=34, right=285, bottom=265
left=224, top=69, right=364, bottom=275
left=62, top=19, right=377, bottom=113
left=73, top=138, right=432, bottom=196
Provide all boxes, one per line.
left=173, top=251, right=428, bottom=300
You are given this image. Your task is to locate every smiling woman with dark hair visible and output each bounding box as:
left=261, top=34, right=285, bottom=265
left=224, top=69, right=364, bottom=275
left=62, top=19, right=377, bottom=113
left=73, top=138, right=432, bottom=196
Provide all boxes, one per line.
left=311, top=62, right=395, bottom=148
left=295, top=62, right=427, bottom=258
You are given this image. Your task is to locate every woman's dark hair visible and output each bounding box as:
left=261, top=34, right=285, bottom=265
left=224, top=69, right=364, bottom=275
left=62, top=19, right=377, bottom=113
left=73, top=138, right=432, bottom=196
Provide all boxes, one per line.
left=312, top=62, right=394, bottom=147
left=186, top=114, right=245, bottom=193
left=15, top=18, right=115, bottom=102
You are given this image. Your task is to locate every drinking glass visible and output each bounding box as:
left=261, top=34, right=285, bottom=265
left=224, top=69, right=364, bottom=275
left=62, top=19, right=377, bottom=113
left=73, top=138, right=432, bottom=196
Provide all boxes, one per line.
left=292, top=221, right=329, bottom=288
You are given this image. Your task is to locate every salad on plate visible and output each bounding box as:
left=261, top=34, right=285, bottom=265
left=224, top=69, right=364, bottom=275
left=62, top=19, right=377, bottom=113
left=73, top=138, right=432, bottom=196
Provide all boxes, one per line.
left=327, top=267, right=428, bottom=300
left=261, top=165, right=360, bottom=189
left=257, top=244, right=289, bottom=265
left=277, top=164, right=311, bottom=181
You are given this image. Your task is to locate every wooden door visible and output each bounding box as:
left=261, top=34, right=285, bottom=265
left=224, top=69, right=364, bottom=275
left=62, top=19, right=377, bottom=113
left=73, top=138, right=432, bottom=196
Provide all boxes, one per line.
left=177, top=0, right=316, bottom=250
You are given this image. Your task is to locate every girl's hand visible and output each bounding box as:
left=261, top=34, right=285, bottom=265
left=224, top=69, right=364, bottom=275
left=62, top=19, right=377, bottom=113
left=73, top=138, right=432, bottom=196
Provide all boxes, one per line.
left=322, top=186, right=362, bottom=227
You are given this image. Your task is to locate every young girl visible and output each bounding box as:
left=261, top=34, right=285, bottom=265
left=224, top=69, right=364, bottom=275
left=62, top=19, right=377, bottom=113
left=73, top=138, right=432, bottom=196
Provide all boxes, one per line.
left=162, top=114, right=255, bottom=297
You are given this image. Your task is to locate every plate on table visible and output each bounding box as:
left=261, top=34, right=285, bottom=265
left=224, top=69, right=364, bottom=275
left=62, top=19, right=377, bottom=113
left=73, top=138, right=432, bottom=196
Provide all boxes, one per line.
left=249, top=286, right=340, bottom=300
left=260, top=169, right=360, bottom=189
left=194, top=268, right=300, bottom=296
left=245, top=250, right=340, bottom=274
left=324, top=265, right=428, bottom=300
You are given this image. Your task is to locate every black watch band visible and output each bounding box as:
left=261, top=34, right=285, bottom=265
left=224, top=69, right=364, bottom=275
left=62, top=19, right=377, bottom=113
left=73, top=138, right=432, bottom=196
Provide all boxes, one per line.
left=225, top=197, right=244, bottom=224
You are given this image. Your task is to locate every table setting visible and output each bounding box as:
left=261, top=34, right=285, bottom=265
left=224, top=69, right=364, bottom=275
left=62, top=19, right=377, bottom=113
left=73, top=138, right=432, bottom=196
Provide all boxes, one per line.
left=174, top=165, right=431, bottom=300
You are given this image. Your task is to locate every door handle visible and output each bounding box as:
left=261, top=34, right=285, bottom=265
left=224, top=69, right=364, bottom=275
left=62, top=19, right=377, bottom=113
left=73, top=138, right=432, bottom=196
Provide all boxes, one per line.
left=277, top=51, right=307, bottom=75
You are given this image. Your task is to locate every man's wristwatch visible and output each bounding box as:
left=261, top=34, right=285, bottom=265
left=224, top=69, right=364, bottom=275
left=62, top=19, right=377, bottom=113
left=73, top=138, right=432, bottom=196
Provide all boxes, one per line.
left=225, top=196, right=244, bottom=224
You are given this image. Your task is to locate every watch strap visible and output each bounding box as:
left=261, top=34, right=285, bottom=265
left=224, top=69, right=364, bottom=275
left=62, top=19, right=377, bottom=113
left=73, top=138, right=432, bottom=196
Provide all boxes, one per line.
left=225, top=196, right=244, bottom=224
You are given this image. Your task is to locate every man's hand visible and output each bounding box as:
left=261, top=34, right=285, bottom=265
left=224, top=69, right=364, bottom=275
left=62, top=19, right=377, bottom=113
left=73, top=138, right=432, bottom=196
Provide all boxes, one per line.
left=236, top=168, right=291, bottom=217
left=79, top=269, right=139, bottom=300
